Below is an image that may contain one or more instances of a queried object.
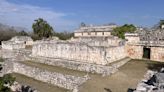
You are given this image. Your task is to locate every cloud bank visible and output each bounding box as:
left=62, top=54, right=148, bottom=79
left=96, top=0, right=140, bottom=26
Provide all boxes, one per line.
left=0, top=0, right=77, bottom=31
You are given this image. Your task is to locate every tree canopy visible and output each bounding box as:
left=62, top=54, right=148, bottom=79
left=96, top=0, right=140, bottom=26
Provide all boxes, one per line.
left=32, top=18, right=53, bottom=38
left=159, top=20, right=164, bottom=28
left=111, top=24, right=136, bottom=39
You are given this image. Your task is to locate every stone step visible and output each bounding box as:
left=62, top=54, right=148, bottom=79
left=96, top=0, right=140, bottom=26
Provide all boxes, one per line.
left=12, top=61, right=89, bottom=91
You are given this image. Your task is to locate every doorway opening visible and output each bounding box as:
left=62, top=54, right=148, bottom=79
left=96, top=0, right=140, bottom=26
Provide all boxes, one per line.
left=143, top=47, right=151, bottom=59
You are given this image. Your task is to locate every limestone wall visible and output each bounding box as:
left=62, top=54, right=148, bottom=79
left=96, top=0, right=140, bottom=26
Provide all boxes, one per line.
left=10, top=36, right=33, bottom=46
left=106, top=46, right=126, bottom=63
left=32, top=41, right=126, bottom=65
left=71, top=37, right=124, bottom=47
left=30, top=56, right=130, bottom=76
left=125, top=44, right=143, bottom=59
left=11, top=61, right=88, bottom=90
left=2, top=41, right=25, bottom=50
left=151, top=47, right=164, bottom=62
left=32, top=41, right=107, bottom=65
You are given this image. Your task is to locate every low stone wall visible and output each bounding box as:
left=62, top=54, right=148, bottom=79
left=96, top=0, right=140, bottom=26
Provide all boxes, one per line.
left=32, top=41, right=126, bottom=65
left=2, top=41, right=25, bottom=50
left=2, top=60, right=89, bottom=91
left=30, top=56, right=130, bottom=76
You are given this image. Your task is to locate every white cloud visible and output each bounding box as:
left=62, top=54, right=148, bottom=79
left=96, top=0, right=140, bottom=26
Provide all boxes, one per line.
left=0, top=0, right=77, bottom=31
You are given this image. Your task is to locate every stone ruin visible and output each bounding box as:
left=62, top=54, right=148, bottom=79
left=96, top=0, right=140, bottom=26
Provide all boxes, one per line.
left=0, top=35, right=131, bottom=92
left=2, top=36, right=33, bottom=50
left=132, top=68, right=164, bottom=92
left=125, top=28, right=164, bottom=62
left=32, top=38, right=126, bottom=65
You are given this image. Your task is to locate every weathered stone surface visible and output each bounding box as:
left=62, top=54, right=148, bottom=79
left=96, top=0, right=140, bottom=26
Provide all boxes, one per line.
left=30, top=56, right=130, bottom=76
left=2, top=41, right=25, bottom=50
left=2, top=36, right=33, bottom=50
left=134, top=69, right=164, bottom=92
left=11, top=61, right=88, bottom=90
left=125, top=44, right=143, bottom=59
left=32, top=40, right=126, bottom=65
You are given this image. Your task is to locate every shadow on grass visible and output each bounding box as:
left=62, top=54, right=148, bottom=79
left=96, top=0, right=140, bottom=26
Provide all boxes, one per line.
left=104, top=88, right=112, bottom=92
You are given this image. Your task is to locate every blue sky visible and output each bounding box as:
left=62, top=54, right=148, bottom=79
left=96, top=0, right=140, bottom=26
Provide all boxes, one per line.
left=0, top=0, right=164, bottom=31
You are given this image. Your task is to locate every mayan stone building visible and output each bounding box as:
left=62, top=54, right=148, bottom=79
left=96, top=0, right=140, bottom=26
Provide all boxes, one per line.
left=32, top=38, right=126, bottom=65
left=125, top=27, right=164, bottom=62
left=74, top=24, right=117, bottom=37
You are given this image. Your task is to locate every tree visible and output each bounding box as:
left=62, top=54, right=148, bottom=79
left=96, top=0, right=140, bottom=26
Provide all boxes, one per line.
left=111, top=24, right=136, bottom=39
left=32, top=18, right=53, bottom=38
left=0, top=74, right=15, bottom=92
left=53, top=31, right=73, bottom=40
left=159, top=20, right=164, bottom=28
left=80, top=22, right=86, bottom=27
left=18, top=30, right=28, bottom=36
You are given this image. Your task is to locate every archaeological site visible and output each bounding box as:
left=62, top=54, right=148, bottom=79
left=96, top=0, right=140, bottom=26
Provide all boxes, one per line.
left=0, top=22, right=164, bottom=92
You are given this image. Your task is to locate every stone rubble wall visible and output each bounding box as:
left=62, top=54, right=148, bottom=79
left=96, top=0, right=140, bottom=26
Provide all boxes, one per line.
left=30, top=56, right=130, bottom=76
left=3, top=60, right=89, bottom=91
left=10, top=36, right=33, bottom=46
left=2, top=41, right=25, bottom=50
left=0, top=49, right=31, bottom=61
left=32, top=41, right=126, bottom=65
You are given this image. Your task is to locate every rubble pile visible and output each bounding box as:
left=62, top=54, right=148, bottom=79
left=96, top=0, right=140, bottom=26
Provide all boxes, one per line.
left=134, top=68, right=164, bottom=92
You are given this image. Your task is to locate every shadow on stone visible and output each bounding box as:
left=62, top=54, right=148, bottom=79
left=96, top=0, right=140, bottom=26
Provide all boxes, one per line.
left=147, top=62, right=164, bottom=71
left=104, top=88, right=112, bottom=92
left=127, top=88, right=135, bottom=92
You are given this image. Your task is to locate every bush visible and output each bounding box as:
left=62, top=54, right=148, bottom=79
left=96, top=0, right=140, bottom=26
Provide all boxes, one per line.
left=0, top=74, right=15, bottom=92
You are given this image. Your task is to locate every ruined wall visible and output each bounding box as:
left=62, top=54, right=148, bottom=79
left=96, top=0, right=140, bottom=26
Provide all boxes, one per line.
left=125, top=44, right=143, bottom=59
left=11, top=61, right=88, bottom=90
left=2, top=41, right=25, bottom=50
left=10, top=36, right=33, bottom=46
left=106, top=46, right=126, bottom=63
left=32, top=41, right=126, bottom=65
left=151, top=47, right=164, bottom=62
left=29, top=56, right=130, bottom=76
left=32, top=41, right=108, bottom=65
left=71, top=37, right=124, bottom=47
